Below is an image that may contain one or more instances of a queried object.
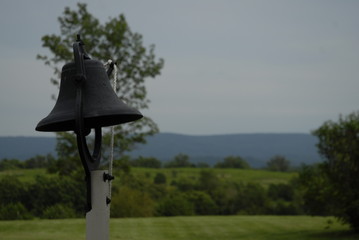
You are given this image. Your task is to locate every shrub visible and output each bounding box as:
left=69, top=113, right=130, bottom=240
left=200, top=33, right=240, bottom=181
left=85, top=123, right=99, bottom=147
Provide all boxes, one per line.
left=214, top=156, right=250, bottom=169
left=0, top=177, right=28, bottom=205
left=235, top=183, right=269, bottom=215
left=111, top=186, right=155, bottom=217
left=164, top=154, right=194, bottom=168
left=131, top=157, right=162, bottom=168
left=268, top=183, right=294, bottom=201
left=156, top=193, right=194, bottom=216
left=27, top=175, right=86, bottom=217
left=154, top=172, right=167, bottom=184
left=185, top=191, right=218, bottom=215
left=41, top=204, right=77, bottom=219
left=266, top=155, right=290, bottom=172
left=0, top=202, right=32, bottom=220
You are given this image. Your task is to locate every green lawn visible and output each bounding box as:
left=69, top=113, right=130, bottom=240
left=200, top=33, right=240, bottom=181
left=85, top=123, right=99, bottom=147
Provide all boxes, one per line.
left=0, top=216, right=357, bottom=240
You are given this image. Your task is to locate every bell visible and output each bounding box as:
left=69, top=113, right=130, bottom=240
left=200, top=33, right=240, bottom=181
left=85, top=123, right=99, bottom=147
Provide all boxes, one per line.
left=36, top=52, right=143, bottom=132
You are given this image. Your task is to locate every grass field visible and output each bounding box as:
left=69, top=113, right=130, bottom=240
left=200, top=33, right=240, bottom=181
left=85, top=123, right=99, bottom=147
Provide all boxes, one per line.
left=0, top=216, right=358, bottom=240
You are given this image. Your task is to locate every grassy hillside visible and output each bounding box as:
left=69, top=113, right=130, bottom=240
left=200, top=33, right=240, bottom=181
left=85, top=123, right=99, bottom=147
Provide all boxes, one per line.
left=0, top=216, right=357, bottom=240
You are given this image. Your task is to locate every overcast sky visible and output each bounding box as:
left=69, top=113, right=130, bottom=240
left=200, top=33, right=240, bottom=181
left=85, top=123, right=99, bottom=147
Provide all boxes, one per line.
left=1, top=0, right=358, bottom=136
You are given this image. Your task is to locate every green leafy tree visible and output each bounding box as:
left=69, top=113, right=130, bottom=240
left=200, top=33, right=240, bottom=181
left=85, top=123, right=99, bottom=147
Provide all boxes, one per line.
left=266, top=155, right=290, bottom=172
left=235, top=183, right=269, bottom=215
left=312, top=112, right=359, bottom=232
left=0, top=158, right=24, bottom=170
left=0, top=202, right=32, bottom=220
left=197, top=170, right=220, bottom=194
left=297, top=164, right=333, bottom=216
left=154, top=172, right=167, bottom=184
left=164, top=154, right=194, bottom=168
left=214, top=155, right=250, bottom=169
left=131, top=156, right=162, bottom=168
left=37, top=3, right=164, bottom=173
left=156, top=193, right=194, bottom=216
left=24, top=154, right=55, bottom=169
left=184, top=191, right=218, bottom=215
left=110, top=186, right=155, bottom=217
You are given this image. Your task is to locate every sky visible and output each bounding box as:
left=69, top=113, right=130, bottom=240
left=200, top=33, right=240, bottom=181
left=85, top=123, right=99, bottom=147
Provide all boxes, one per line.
left=0, top=0, right=358, bottom=136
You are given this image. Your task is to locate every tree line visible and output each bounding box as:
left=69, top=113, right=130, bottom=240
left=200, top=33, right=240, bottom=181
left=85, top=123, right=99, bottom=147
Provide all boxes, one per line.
left=0, top=153, right=291, bottom=172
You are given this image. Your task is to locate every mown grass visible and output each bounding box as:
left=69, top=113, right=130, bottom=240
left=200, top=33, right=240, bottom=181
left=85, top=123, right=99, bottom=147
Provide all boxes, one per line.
left=0, top=216, right=357, bottom=240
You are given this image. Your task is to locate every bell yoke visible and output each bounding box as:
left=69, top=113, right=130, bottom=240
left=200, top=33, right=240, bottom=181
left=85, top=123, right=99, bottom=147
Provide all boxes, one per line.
left=36, top=35, right=143, bottom=211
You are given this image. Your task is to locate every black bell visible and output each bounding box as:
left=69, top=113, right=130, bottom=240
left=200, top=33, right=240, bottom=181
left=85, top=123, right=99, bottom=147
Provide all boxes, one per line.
left=36, top=45, right=143, bottom=132
left=35, top=36, right=143, bottom=213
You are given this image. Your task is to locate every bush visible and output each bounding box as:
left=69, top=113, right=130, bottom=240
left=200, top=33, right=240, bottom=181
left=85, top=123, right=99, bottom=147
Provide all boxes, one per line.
left=171, top=177, right=197, bottom=192
left=0, top=158, right=24, bottom=171
left=235, top=183, right=269, bottom=215
left=27, top=175, right=86, bottom=217
left=156, top=193, right=194, bottom=216
left=111, top=186, right=155, bottom=217
left=0, top=202, right=32, bottom=220
left=268, top=183, right=294, bottom=201
left=154, top=172, right=167, bottom=184
left=41, top=204, right=77, bottom=219
left=0, top=177, right=28, bottom=205
left=164, top=154, right=194, bottom=168
left=214, top=156, right=250, bottom=169
left=131, top=156, right=162, bottom=168
left=266, top=155, right=290, bottom=172
left=185, top=191, right=218, bottom=215
left=268, top=200, right=301, bottom=215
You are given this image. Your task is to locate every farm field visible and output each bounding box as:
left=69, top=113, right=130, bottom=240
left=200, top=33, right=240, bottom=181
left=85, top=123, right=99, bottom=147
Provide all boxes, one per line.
left=0, top=216, right=358, bottom=240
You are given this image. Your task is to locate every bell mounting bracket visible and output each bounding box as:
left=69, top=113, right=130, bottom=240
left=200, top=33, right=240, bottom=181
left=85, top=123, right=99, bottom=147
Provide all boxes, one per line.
left=73, top=35, right=102, bottom=212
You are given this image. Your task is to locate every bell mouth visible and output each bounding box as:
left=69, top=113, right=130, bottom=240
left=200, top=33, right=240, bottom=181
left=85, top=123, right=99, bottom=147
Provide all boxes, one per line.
left=36, top=112, right=143, bottom=132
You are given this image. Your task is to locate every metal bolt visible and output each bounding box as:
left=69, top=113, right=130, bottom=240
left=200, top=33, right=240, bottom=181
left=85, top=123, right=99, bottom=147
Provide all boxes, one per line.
left=103, top=173, right=115, bottom=182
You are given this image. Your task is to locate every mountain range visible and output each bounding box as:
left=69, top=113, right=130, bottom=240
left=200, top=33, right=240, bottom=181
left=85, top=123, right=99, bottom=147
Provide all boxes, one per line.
left=0, top=133, right=322, bottom=168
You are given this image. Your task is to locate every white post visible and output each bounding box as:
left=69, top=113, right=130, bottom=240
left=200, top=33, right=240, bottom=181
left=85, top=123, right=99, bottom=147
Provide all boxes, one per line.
left=86, top=170, right=110, bottom=240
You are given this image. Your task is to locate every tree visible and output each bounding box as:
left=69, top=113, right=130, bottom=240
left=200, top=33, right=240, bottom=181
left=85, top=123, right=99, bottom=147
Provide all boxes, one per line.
left=156, top=193, right=194, bottom=216
left=110, top=186, right=154, bottom=217
left=235, top=183, right=269, bottom=215
left=131, top=156, right=162, bottom=168
left=37, top=3, right=164, bottom=173
left=312, top=112, right=359, bottom=232
left=24, top=154, right=55, bottom=169
left=153, top=172, right=167, bottom=184
left=266, top=155, right=290, bottom=172
left=214, top=156, right=250, bottom=169
left=164, top=154, right=194, bottom=168
left=297, top=164, right=334, bottom=216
